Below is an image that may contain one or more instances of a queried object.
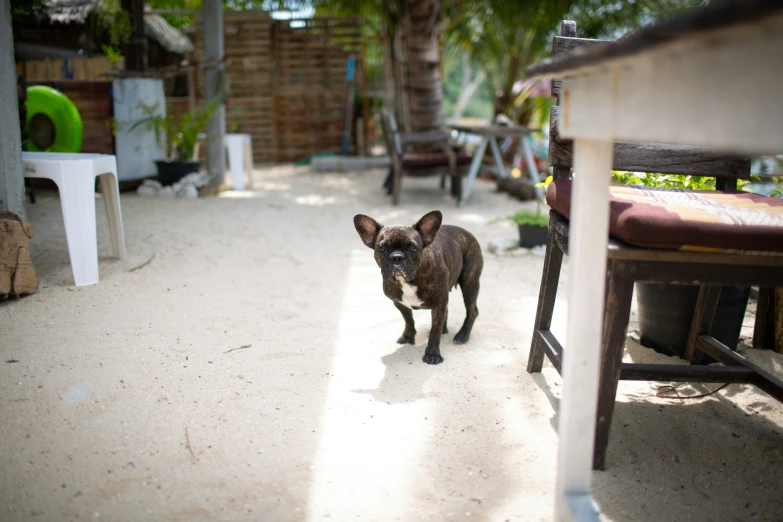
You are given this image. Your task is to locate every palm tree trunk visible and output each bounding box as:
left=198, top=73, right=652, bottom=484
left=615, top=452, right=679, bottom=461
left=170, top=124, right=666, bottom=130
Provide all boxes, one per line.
left=402, top=0, right=444, bottom=132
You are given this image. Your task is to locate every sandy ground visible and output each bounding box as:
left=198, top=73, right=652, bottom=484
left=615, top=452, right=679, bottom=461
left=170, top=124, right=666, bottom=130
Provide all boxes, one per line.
left=1, top=166, right=782, bottom=522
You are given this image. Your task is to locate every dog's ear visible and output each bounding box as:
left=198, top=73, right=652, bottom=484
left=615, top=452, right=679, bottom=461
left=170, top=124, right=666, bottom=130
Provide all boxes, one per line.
left=413, top=210, right=442, bottom=248
left=354, top=214, right=383, bottom=249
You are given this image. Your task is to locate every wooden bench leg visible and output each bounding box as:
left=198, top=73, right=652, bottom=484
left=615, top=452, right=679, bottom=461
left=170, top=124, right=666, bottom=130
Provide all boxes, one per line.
left=391, top=157, right=403, bottom=206
left=451, top=172, right=462, bottom=204
left=684, top=285, right=721, bottom=365
left=753, top=288, right=772, bottom=349
left=593, top=266, right=634, bottom=470
left=527, top=217, right=564, bottom=373
left=754, top=288, right=783, bottom=354
left=776, top=288, right=783, bottom=354
left=383, top=167, right=393, bottom=195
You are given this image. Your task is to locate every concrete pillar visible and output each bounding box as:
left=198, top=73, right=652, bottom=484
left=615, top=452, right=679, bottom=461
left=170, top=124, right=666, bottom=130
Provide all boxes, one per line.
left=202, top=0, right=226, bottom=186
left=0, top=0, right=25, bottom=217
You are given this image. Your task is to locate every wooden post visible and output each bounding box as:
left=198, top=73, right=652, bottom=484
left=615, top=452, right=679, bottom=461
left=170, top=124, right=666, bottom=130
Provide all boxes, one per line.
left=361, top=37, right=370, bottom=156
left=556, top=137, right=612, bottom=519
left=122, top=0, right=148, bottom=71
left=202, top=0, right=226, bottom=186
left=0, top=0, right=25, bottom=218
left=776, top=288, right=783, bottom=354
left=186, top=52, right=196, bottom=111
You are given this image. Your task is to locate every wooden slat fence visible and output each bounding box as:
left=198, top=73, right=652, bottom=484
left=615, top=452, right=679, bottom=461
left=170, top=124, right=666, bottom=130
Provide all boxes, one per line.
left=193, top=12, right=362, bottom=163
left=16, top=56, right=119, bottom=82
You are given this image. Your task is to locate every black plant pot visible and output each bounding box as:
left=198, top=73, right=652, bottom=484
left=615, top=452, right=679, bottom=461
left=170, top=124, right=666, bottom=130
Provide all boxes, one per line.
left=155, top=160, right=201, bottom=186
left=636, top=283, right=750, bottom=359
left=518, top=224, right=548, bottom=248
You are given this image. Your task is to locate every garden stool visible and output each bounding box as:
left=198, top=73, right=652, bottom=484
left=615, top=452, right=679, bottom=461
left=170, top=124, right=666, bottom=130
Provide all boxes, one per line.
left=21, top=152, right=127, bottom=287
left=224, top=134, right=254, bottom=190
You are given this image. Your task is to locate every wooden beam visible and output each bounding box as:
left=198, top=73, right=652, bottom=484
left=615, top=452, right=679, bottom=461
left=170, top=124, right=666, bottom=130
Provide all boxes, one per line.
left=619, top=363, right=754, bottom=383
left=753, top=287, right=773, bottom=349
left=0, top=0, right=25, bottom=217
left=556, top=15, right=783, bottom=155
left=776, top=288, right=783, bottom=354
left=696, top=335, right=783, bottom=402
left=202, top=0, right=226, bottom=185
left=556, top=138, right=613, bottom=506
left=122, top=0, right=148, bottom=71
left=684, top=285, right=721, bottom=363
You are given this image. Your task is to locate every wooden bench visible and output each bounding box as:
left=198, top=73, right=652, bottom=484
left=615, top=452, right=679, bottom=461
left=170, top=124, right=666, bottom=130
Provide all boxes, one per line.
left=527, top=20, right=783, bottom=471
left=379, top=109, right=471, bottom=205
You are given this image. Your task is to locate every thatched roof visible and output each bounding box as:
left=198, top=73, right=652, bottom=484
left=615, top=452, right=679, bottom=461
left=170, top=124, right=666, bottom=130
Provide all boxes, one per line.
left=141, top=13, right=195, bottom=54
left=46, top=0, right=194, bottom=55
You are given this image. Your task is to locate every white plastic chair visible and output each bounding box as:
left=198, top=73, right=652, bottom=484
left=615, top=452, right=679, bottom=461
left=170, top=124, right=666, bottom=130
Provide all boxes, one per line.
left=224, top=134, right=254, bottom=190
left=191, top=133, right=255, bottom=190
left=21, top=152, right=127, bottom=287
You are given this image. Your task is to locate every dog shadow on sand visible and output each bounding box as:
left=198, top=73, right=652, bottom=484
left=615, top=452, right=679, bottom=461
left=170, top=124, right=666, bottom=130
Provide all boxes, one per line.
left=353, top=336, right=446, bottom=405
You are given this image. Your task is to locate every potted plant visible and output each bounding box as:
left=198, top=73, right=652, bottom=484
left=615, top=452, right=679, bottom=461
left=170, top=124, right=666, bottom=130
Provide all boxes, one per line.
left=612, top=171, right=755, bottom=357
left=131, top=100, right=217, bottom=186
left=495, top=175, right=552, bottom=247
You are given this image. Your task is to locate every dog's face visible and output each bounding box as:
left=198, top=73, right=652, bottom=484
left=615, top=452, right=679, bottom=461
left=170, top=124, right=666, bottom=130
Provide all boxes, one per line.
left=353, top=211, right=442, bottom=281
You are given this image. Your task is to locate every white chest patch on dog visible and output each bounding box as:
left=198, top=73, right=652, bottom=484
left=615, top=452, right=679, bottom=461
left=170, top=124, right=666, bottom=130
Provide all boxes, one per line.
left=396, top=276, right=423, bottom=309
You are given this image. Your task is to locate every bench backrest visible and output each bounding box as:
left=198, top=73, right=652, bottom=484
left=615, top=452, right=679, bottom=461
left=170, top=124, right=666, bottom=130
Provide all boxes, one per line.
left=380, top=109, right=404, bottom=158
left=548, top=21, right=750, bottom=188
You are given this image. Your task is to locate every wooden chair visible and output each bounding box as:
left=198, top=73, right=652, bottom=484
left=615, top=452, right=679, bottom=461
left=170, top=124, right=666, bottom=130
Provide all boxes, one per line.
left=527, top=21, right=783, bottom=470
left=379, top=109, right=471, bottom=205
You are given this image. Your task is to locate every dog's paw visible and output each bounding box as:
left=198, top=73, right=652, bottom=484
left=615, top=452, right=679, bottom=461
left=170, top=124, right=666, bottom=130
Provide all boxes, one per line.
left=442, top=323, right=448, bottom=334
left=453, top=328, right=471, bottom=344
left=422, top=353, right=444, bottom=365
left=397, top=333, right=416, bottom=345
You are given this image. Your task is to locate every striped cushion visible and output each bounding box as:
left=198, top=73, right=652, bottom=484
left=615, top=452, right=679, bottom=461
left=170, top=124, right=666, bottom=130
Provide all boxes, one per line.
left=546, top=180, right=783, bottom=252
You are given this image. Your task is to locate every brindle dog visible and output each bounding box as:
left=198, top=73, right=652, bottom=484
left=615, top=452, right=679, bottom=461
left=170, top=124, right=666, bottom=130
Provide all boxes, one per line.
left=353, top=210, right=483, bottom=365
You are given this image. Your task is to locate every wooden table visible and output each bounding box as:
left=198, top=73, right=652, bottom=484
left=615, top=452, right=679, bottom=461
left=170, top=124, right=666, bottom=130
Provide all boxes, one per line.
left=526, top=1, right=783, bottom=520
left=449, top=124, right=541, bottom=204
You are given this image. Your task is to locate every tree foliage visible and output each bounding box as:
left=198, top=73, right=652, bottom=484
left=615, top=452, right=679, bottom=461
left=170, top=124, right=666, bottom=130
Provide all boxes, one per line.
left=447, top=0, right=699, bottom=119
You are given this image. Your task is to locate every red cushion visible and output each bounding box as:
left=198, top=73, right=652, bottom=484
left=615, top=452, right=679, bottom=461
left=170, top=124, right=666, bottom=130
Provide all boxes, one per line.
left=546, top=180, right=783, bottom=252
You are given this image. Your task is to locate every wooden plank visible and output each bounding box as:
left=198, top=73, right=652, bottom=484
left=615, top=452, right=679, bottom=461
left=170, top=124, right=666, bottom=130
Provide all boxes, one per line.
left=554, top=217, right=783, bottom=268
left=696, top=335, right=783, bottom=402
left=558, top=137, right=613, bottom=494
left=553, top=16, right=783, bottom=155
left=684, top=285, right=721, bottom=363
left=627, top=261, right=783, bottom=287
left=593, top=264, right=634, bottom=470
left=549, top=106, right=751, bottom=177
left=776, top=288, right=783, bottom=354
left=619, top=363, right=754, bottom=382
left=551, top=36, right=610, bottom=98
left=531, top=1, right=783, bottom=77
left=753, top=287, right=773, bottom=349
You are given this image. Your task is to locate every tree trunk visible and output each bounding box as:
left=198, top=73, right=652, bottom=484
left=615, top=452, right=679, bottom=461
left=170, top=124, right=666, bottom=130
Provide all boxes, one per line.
left=402, top=0, right=444, bottom=132
left=121, top=0, right=148, bottom=71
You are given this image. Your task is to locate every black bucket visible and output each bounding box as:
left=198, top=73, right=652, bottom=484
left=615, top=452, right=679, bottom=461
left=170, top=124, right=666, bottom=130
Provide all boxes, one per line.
left=155, top=160, right=201, bottom=186
left=518, top=224, right=548, bottom=248
left=636, top=283, right=750, bottom=359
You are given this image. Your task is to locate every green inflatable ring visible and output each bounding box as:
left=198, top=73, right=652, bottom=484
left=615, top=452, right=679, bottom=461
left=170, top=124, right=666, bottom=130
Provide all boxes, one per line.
left=26, top=86, right=83, bottom=153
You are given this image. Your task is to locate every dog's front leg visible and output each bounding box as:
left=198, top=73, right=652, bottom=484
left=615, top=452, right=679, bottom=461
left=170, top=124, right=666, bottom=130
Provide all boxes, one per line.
left=394, top=301, right=416, bottom=344
left=423, top=303, right=447, bottom=365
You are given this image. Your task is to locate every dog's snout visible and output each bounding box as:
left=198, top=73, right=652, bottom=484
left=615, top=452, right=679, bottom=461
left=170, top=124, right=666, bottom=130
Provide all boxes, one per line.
left=390, top=252, right=405, bottom=264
